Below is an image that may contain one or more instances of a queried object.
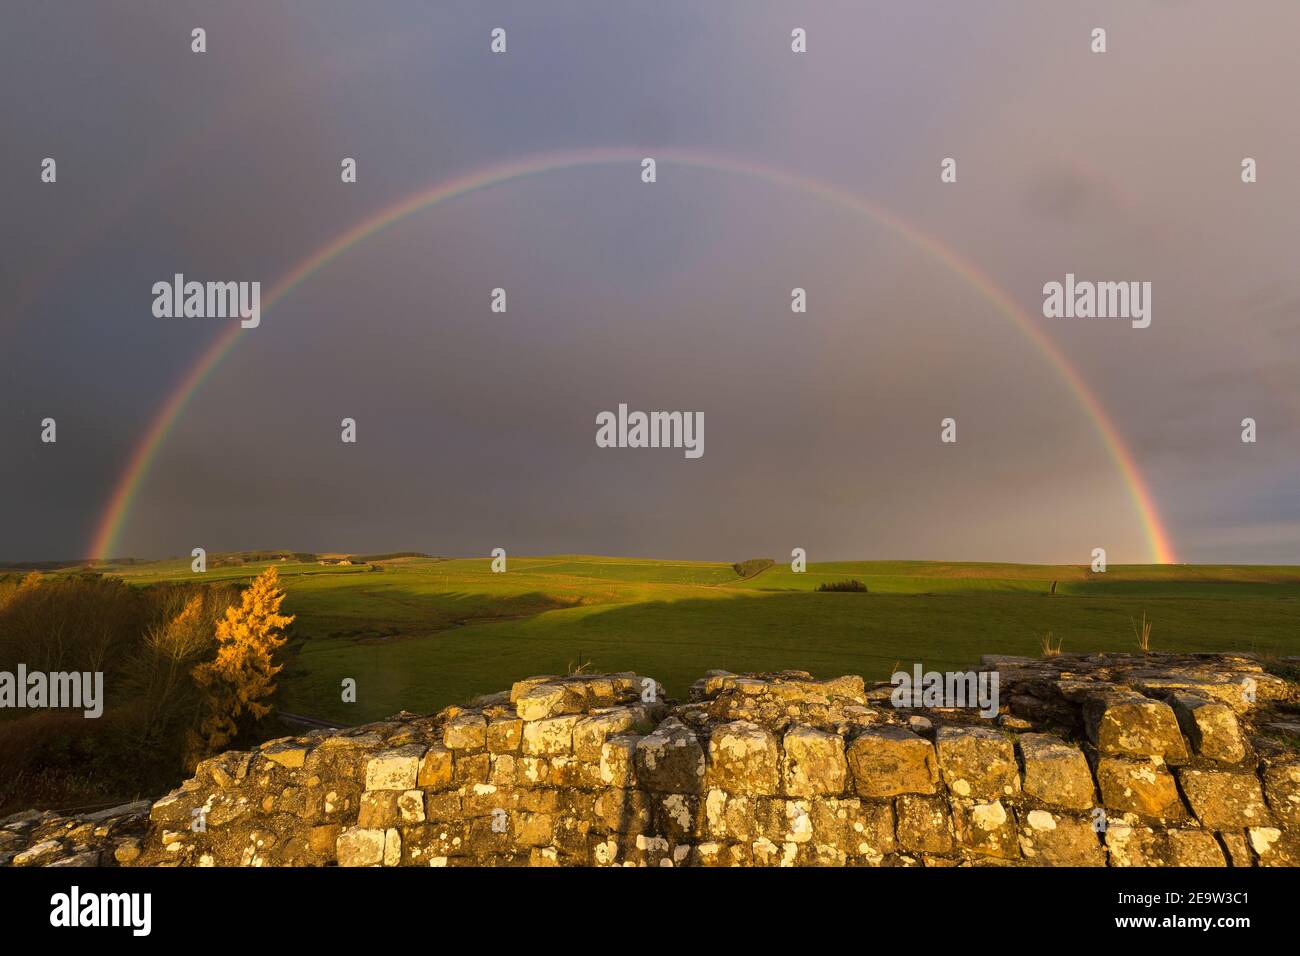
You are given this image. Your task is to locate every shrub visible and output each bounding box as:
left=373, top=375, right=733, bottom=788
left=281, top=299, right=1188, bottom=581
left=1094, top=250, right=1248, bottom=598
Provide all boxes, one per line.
left=815, top=579, right=869, bottom=593
left=732, top=558, right=775, bottom=578
left=0, top=572, right=148, bottom=679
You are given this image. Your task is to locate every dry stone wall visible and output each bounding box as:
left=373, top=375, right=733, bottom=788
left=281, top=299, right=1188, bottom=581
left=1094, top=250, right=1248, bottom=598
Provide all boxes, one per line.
left=4, top=653, right=1300, bottom=867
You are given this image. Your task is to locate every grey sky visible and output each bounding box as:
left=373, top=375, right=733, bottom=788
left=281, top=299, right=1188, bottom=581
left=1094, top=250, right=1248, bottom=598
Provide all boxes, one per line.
left=2, top=1, right=1297, bottom=564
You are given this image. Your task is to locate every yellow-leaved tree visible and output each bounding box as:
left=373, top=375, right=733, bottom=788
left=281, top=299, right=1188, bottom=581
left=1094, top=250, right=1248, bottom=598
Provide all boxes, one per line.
left=188, top=566, right=294, bottom=761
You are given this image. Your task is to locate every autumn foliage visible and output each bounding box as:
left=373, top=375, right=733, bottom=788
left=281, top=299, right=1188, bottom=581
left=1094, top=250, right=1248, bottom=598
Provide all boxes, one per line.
left=188, top=566, right=294, bottom=761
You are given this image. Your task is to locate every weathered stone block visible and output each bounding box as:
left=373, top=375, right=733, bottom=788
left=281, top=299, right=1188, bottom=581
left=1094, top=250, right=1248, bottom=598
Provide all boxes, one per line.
left=1170, top=693, right=1247, bottom=763
left=1166, top=829, right=1227, bottom=866
left=1083, top=692, right=1188, bottom=762
left=196, top=751, right=256, bottom=789
left=12, top=840, right=64, bottom=867
left=1262, top=761, right=1300, bottom=827
left=260, top=741, right=308, bottom=770
left=1018, top=733, right=1096, bottom=810
left=593, top=789, right=653, bottom=835
left=691, top=841, right=744, bottom=867
left=528, top=846, right=560, bottom=867
left=1249, top=828, right=1300, bottom=866
left=547, top=755, right=599, bottom=789
left=512, top=812, right=554, bottom=847
left=357, top=790, right=400, bottom=828
left=615, top=832, right=672, bottom=866
left=318, top=731, right=385, bottom=752
left=317, top=782, right=359, bottom=822
left=750, top=837, right=800, bottom=867
left=518, top=789, right=560, bottom=814
left=522, top=715, right=581, bottom=756
left=553, top=814, right=594, bottom=859
left=805, top=796, right=850, bottom=849
left=781, top=800, right=814, bottom=844
left=462, top=816, right=514, bottom=858
left=1017, top=810, right=1104, bottom=866
left=702, top=788, right=732, bottom=840
left=1096, top=757, right=1186, bottom=822
left=424, top=791, right=462, bottom=823
left=205, top=791, right=253, bottom=827
left=514, top=683, right=567, bottom=721
left=383, top=828, right=401, bottom=866
left=443, top=714, right=487, bottom=751
left=816, top=797, right=895, bottom=862
left=364, top=745, right=424, bottom=791
left=582, top=677, right=619, bottom=707
left=149, top=785, right=200, bottom=826
left=749, top=796, right=794, bottom=844
left=846, top=726, right=939, bottom=797
left=397, top=790, right=425, bottom=824
left=1134, top=674, right=1264, bottom=715
left=1106, top=825, right=1225, bottom=866
left=336, top=827, right=385, bottom=866
left=489, top=754, right=516, bottom=787
left=574, top=707, right=644, bottom=759
left=783, top=725, right=848, bottom=797
left=634, top=719, right=706, bottom=794
left=111, top=839, right=141, bottom=865
left=1178, top=769, right=1272, bottom=829
left=599, top=735, right=638, bottom=788
left=462, top=783, right=511, bottom=817
left=808, top=843, right=847, bottom=867
left=706, top=721, right=779, bottom=794
left=1219, top=830, right=1253, bottom=867
left=453, top=752, right=490, bottom=786
left=400, top=823, right=465, bottom=864
left=486, top=717, right=523, bottom=753
left=416, top=745, right=453, bottom=790
left=656, top=793, right=699, bottom=841
left=308, top=824, right=339, bottom=860
left=935, top=726, right=1020, bottom=800
left=895, top=795, right=954, bottom=854
left=951, top=799, right=1019, bottom=860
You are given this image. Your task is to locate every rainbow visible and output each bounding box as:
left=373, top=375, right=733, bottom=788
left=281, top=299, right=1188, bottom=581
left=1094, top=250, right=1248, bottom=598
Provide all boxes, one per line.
left=88, top=146, right=1177, bottom=564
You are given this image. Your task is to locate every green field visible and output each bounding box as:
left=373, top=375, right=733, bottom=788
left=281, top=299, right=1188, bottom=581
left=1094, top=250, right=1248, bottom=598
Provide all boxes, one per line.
left=98, top=555, right=1300, bottom=724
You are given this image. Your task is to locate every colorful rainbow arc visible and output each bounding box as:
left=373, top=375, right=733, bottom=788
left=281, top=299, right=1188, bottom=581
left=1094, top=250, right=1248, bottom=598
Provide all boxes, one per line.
left=87, top=147, right=1177, bottom=564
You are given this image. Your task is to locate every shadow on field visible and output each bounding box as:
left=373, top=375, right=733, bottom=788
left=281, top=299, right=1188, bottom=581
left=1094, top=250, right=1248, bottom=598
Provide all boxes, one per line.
left=299, top=590, right=583, bottom=643
left=281, top=585, right=1300, bottom=724
left=558, top=588, right=1300, bottom=701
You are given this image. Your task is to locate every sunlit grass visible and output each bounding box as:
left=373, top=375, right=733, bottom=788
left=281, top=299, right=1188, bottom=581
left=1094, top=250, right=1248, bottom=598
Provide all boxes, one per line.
left=92, top=554, right=1300, bottom=723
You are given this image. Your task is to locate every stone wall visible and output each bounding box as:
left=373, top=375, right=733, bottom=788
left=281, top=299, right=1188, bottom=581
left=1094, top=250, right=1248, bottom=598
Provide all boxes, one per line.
left=3, top=653, right=1300, bottom=867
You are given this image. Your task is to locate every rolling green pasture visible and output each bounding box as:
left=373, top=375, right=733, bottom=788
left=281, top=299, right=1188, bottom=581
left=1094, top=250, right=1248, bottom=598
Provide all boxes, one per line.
left=98, top=555, right=1300, bottom=724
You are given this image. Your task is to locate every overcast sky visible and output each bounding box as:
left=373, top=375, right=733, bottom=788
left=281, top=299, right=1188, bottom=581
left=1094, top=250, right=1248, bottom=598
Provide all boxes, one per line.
left=2, top=1, right=1297, bottom=564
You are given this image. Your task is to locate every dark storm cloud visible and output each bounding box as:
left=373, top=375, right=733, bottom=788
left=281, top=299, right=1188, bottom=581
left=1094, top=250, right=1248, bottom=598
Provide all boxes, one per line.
left=2, top=1, right=1298, bottom=564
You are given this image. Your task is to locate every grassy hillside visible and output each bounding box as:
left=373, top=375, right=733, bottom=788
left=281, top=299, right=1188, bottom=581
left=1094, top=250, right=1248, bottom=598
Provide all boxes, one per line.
left=91, top=554, right=1300, bottom=724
